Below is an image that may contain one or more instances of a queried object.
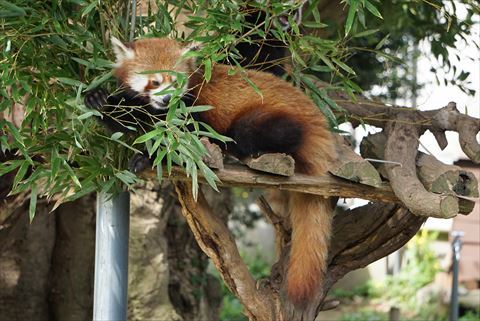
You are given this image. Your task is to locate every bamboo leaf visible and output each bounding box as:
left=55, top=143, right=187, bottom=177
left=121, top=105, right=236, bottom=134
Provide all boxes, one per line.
left=353, top=29, right=379, bottom=38
left=81, top=0, right=98, bottom=17
left=186, top=105, right=214, bottom=113
left=302, top=21, right=328, bottom=29
left=12, top=160, right=30, bottom=188
left=345, top=0, right=359, bottom=35
left=204, top=58, right=212, bottom=82
left=133, top=128, right=165, bottom=144
left=375, top=34, right=390, bottom=50
left=85, top=71, right=113, bottom=91
left=0, top=159, right=22, bottom=177
left=332, top=58, right=356, bottom=75
left=57, top=77, right=84, bottom=87
left=29, top=183, right=37, bottom=223
left=364, top=0, right=383, bottom=19
left=0, top=1, right=26, bottom=16
left=111, top=132, right=124, bottom=140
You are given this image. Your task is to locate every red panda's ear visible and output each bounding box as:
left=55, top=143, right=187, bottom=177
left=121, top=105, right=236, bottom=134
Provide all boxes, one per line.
left=111, top=36, right=135, bottom=64
left=181, top=41, right=201, bottom=57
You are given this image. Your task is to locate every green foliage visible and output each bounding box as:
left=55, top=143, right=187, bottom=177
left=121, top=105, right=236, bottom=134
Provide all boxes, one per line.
left=0, top=0, right=369, bottom=216
left=381, top=230, right=441, bottom=309
left=338, top=230, right=449, bottom=321
left=331, top=281, right=380, bottom=300
left=340, top=309, right=388, bottom=321
left=460, top=310, right=480, bottom=321
left=332, top=232, right=441, bottom=307
left=338, top=0, right=480, bottom=100
left=1, top=0, right=130, bottom=212
left=0, top=0, right=478, bottom=218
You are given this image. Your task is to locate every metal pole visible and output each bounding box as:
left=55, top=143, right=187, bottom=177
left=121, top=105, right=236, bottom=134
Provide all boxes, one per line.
left=93, top=191, right=130, bottom=321
left=388, top=250, right=402, bottom=321
left=449, top=231, right=464, bottom=321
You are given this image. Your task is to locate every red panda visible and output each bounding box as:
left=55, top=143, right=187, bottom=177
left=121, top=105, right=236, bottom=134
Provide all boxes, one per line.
left=85, top=36, right=336, bottom=306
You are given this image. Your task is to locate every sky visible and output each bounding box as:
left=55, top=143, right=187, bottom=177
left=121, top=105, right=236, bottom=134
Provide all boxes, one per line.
left=415, top=20, right=479, bottom=165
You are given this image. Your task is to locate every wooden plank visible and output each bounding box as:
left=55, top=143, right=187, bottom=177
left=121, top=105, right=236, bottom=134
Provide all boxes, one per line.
left=142, top=164, right=399, bottom=203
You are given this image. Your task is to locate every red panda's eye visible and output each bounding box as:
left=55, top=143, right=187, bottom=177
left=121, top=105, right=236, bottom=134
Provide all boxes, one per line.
left=151, top=80, right=161, bottom=86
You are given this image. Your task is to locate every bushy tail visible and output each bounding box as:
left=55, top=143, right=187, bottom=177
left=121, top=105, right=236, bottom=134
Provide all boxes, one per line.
left=286, top=192, right=332, bottom=306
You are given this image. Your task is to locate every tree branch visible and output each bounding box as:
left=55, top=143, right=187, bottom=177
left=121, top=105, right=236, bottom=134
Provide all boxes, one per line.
left=329, top=135, right=382, bottom=187
left=384, top=119, right=459, bottom=218
left=326, top=203, right=425, bottom=291
left=430, top=102, right=480, bottom=163
left=173, top=181, right=276, bottom=321
left=319, top=83, right=480, bottom=164
left=143, top=164, right=399, bottom=203
left=361, top=132, right=478, bottom=214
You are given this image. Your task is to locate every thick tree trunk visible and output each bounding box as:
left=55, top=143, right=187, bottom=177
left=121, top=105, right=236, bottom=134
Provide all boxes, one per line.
left=166, top=185, right=226, bottom=321
left=0, top=196, right=96, bottom=321
left=0, top=201, right=56, bottom=321
left=0, top=184, right=223, bottom=321
left=128, top=182, right=224, bottom=320
left=49, top=194, right=96, bottom=321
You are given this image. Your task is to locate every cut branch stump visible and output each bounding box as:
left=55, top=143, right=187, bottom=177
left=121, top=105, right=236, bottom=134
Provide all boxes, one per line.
left=361, top=132, right=478, bottom=214
left=329, top=135, right=382, bottom=187
left=243, top=153, right=295, bottom=177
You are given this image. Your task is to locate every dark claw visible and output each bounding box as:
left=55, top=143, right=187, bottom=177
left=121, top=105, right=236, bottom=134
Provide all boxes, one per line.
left=85, top=88, right=109, bottom=111
left=128, top=153, right=152, bottom=174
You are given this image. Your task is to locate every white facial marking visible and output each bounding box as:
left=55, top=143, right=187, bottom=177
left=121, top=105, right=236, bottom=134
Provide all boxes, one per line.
left=128, top=72, right=188, bottom=110
left=147, top=73, right=172, bottom=110
left=129, top=74, right=149, bottom=94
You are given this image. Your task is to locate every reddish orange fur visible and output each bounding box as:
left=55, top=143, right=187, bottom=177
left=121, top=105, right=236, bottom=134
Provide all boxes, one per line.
left=114, top=38, right=336, bottom=305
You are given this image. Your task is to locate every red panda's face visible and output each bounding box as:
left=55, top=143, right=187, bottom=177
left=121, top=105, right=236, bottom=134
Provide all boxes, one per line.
left=111, top=37, right=196, bottom=110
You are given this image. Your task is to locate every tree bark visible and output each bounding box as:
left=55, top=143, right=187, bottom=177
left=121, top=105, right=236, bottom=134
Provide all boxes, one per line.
left=361, top=132, right=478, bottom=214
left=0, top=201, right=56, bottom=321
left=174, top=180, right=276, bottom=321
left=128, top=182, right=183, bottom=321
left=126, top=181, right=224, bottom=321
left=329, top=135, right=382, bottom=187
left=145, top=164, right=399, bottom=203
left=0, top=184, right=223, bottom=321
left=49, top=194, right=96, bottom=321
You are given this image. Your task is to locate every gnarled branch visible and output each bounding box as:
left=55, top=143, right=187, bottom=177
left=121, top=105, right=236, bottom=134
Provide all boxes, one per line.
left=341, top=99, right=480, bottom=164
left=327, top=202, right=426, bottom=290
left=361, top=132, right=478, bottom=214
left=384, top=119, right=459, bottom=218
left=173, top=181, right=276, bottom=321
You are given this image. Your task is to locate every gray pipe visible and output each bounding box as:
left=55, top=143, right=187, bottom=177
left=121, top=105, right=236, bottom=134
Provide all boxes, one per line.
left=450, top=231, right=464, bottom=321
left=93, top=191, right=130, bottom=321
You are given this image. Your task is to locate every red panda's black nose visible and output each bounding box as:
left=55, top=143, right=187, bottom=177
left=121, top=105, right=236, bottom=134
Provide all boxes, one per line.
left=162, top=94, right=172, bottom=105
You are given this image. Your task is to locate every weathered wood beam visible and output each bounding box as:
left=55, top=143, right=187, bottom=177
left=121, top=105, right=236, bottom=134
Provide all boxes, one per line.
left=430, top=102, right=480, bottom=163
left=316, top=81, right=480, bottom=164
left=142, top=164, right=399, bottom=203
left=243, top=153, right=295, bottom=177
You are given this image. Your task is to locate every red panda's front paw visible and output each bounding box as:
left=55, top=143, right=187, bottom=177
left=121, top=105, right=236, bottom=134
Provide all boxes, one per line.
left=84, top=88, right=109, bottom=111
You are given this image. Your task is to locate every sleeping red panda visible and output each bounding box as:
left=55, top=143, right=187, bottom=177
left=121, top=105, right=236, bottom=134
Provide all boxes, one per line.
left=85, top=36, right=335, bottom=306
